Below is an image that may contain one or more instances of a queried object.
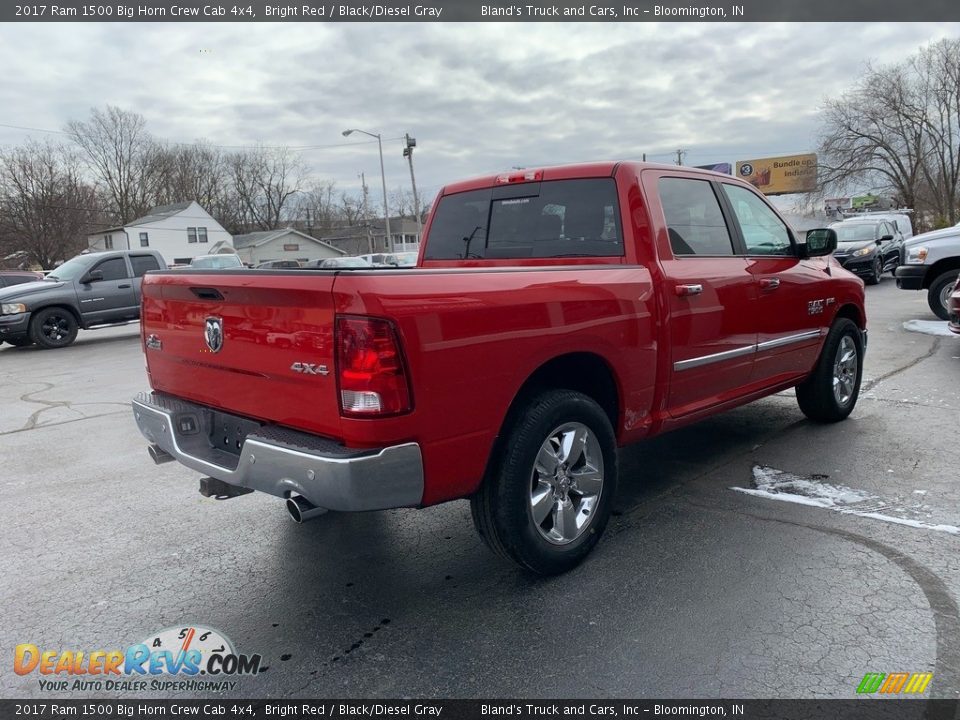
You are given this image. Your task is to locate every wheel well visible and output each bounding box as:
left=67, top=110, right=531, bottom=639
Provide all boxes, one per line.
left=31, top=304, right=82, bottom=329
left=923, top=258, right=960, bottom=289
left=834, top=303, right=864, bottom=329
left=506, top=353, right=620, bottom=433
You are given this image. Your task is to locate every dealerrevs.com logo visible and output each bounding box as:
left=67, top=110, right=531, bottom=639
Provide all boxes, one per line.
left=15, top=625, right=263, bottom=693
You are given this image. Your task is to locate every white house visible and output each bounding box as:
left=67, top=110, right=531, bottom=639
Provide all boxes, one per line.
left=87, top=202, right=233, bottom=266
left=232, top=228, right=346, bottom=266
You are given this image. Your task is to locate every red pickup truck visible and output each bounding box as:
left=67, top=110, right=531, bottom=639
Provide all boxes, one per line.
left=133, top=162, right=866, bottom=574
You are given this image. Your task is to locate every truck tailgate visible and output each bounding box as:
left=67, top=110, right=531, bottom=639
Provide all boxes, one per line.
left=141, top=271, right=342, bottom=439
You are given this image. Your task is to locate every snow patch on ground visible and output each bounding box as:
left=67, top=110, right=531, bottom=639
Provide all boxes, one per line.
left=732, top=466, right=960, bottom=536
left=902, top=319, right=958, bottom=337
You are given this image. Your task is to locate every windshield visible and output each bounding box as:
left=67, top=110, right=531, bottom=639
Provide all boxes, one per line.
left=833, top=224, right=877, bottom=243
left=46, top=255, right=92, bottom=281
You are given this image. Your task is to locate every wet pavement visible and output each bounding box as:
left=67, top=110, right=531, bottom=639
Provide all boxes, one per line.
left=2, top=278, right=958, bottom=700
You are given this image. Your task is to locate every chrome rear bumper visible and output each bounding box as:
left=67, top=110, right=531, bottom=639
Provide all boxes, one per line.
left=132, top=391, right=423, bottom=511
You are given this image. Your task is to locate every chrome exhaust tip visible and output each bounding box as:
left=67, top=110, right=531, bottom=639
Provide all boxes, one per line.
left=286, top=495, right=328, bottom=523
left=148, top=444, right=174, bottom=465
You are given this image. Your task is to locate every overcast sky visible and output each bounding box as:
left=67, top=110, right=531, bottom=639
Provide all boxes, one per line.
left=0, top=21, right=957, bottom=204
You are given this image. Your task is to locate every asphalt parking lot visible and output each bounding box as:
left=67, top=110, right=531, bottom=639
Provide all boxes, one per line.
left=2, top=277, right=959, bottom=700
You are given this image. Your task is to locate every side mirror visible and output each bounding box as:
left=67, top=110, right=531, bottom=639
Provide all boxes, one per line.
left=81, top=269, right=104, bottom=284
left=800, top=228, right=838, bottom=258
left=879, top=234, right=894, bottom=242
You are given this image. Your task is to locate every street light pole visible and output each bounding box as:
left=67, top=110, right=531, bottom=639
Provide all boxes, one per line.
left=403, top=134, right=422, bottom=241
left=343, top=128, right=392, bottom=252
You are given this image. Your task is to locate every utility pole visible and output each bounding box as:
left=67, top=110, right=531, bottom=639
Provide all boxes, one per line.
left=403, top=133, right=422, bottom=243
left=675, top=149, right=687, bottom=166
left=359, top=172, right=372, bottom=255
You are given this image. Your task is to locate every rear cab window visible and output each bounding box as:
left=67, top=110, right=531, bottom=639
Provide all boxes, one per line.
left=424, top=178, right=623, bottom=260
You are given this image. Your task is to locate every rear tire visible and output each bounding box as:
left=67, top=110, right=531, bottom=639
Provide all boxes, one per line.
left=470, top=390, right=618, bottom=575
left=796, top=318, right=863, bottom=423
left=5, top=337, right=34, bottom=347
left=29, top=307, right=78, bottom=349
left=927, top=271, right=958, bottom=321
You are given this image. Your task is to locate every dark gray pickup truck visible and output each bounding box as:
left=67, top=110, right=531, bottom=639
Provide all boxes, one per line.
left=0, top=249, right=165, bottom=349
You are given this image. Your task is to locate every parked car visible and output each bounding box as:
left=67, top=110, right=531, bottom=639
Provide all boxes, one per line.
left=357, top=253, right=399, bottom=267
left=310, top=256, right=373, bottom=269
left=0, top=249, right=164, bottom=349
left=391, top=252, right=419, bottom=267
left=829, top=218, right=902, bottom=284
left=189, top=254, right=244, bottom=270
left=132, top=162, right=864, bottom=574
left=256, top=260, right=301, bottom=269
left=894, top=225, right=960, bottom=320
left=0, top=270, right=45, bottom=288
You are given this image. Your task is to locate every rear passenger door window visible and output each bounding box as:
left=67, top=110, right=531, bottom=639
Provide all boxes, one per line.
left=658, top=178, right=735, bottom=256
left=131, top=255, right=161, bottom=277
left=721, top=184, right=793, bottom=256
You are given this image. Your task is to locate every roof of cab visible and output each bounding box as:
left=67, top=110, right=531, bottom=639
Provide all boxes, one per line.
left=438, top=160, right=732, bottom=196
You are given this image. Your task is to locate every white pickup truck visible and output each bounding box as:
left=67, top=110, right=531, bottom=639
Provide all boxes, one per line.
left=895, top=225, right=960, bottom=320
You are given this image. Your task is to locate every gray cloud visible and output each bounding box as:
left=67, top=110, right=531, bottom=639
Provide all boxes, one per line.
left=0, top=21, right=956, bottom=202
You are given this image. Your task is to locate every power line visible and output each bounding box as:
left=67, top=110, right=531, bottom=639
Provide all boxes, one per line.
left=0, top=120, right=404, bottom=152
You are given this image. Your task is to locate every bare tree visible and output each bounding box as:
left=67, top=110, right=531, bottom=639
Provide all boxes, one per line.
left=294, top=179, right=339, bottom=235
left=154, top=141, right=228, bottom=208
left=388, top=186, right=419, bottom=218
left=0, top=141, right=103, bottom=269
left=913, top=39, right=960, bottom=225
left=66, top=106, right=162, bottom=224
left=337, top=191, right=366, bottom=226
left=231, top=145, right=306, bottom=230
left=818, top=39, right=960, bottom=229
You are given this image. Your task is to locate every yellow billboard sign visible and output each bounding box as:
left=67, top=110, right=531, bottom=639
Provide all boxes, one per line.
left=735, top=154, right=818, bottom=195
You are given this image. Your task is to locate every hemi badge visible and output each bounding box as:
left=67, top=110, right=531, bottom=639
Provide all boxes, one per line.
left=146, top=334, right=162, bottom=350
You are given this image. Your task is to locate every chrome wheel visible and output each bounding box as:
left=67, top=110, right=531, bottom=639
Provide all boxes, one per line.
left=529, top=422, right=604, bottom=545
left=832, top=335, right=858, bottom=407
left=940, top=280, right=956, bottom=314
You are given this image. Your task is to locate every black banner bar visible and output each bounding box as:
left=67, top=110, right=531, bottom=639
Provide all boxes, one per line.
left=1, top=700, right=958, bottom=720
left=3, top=0, right=960, bottom=22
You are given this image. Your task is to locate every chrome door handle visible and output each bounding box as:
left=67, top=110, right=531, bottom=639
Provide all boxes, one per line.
left=675, top=284, right=703, bottom=297
left=760, top=278, right=780, bottom=290
left=118, top=284, right=132, bottom=289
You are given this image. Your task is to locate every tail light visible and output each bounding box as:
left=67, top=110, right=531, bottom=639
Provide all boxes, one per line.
left=335, top=315, right=412, bottom=417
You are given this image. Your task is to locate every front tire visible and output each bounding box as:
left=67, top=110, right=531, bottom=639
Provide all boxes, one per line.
left=927, top=271, right=958, bottom=321
left=471, top=390, right=618, bottom=575
left=29, top=307, right=79, bottom=349
left=5, top=337, right=34, bottom=347
left=796, top=318, right=863, bottom=423
left=866, top=256, right=881, bottom=285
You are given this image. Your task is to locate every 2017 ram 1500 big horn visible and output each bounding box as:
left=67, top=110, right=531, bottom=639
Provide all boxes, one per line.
left=132, top=162, right=865, bottom=574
